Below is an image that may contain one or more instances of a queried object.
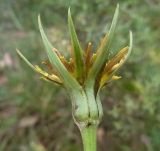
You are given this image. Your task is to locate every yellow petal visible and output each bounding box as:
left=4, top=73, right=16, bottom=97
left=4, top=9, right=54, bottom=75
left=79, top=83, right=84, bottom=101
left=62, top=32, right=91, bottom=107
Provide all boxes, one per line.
left=111, top=75, right=121, bottom=80
left=99, top=74, right=121, bottom=88
left=104, top=46, right=129, bottom=73
left=35, top=65, right=62, bottom=84
left=99, top=74, right=109, bottom=88
left=49, top=74, right=62, bottom=84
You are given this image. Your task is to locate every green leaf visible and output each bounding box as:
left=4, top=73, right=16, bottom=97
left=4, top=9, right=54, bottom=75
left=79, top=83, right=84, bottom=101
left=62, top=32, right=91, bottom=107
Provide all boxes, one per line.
left=68, top=8, right=84, bottom=80
left=87, top=4, right=119, bottom=84
left=38, top=15, right=80, bottom=89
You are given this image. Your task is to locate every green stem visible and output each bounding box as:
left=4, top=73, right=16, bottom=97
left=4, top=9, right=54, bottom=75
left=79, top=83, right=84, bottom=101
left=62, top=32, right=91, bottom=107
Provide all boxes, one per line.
left=80, top=125, right=97, bottom=151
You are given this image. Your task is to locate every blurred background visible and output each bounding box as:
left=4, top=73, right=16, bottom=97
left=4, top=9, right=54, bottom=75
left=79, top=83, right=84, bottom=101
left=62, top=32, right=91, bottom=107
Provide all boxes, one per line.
left=0, top=0, right=160, bottom=151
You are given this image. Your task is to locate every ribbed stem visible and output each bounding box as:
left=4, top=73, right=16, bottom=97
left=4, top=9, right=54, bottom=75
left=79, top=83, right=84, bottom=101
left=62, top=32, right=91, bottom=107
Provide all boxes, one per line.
left=80, top=125, right=97, bottom=151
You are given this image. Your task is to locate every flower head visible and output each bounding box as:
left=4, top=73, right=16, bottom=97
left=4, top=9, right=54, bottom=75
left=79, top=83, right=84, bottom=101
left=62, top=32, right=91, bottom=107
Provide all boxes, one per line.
left=17, top=4, right=132, bottom=93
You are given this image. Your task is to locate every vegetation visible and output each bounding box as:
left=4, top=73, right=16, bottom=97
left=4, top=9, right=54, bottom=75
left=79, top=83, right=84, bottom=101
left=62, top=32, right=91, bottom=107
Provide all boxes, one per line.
left=0, top=0, right=160, bottom=151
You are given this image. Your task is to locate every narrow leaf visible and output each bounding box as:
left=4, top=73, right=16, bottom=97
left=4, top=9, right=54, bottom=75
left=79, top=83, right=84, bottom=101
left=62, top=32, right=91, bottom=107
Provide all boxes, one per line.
left=68, top=8, right=84, bottom=80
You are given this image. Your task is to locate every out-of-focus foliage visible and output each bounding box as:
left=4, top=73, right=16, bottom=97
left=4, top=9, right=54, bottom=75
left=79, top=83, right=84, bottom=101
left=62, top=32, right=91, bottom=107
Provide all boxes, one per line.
left=0, top=0, right=160, bottom=151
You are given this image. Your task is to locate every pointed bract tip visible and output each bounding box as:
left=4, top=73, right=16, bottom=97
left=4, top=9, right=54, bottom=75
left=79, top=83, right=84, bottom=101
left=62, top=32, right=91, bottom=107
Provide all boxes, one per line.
left=38, top=14, right=40, bottom=18
left=68, top=7, right=71, bottom=17
left=16, top=48, right=20, bottom=54
left=16, top=49, right=35, bottom=70
left=38, top=14, right=40, bottom=21
left=129, top=31, right=133, bottom=44
left=108, top=3, right=119, bottom=37
left=115, top=3, right=119, bottom=15
left=68, top=7, right=71, bottom=12
left=117, top=3, right=120, bottom=9
left=16, top=49, right=24, bottom=59
left=38, top=15, right=41, bottom=27
left=129, top=31, right=133, bottom=51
